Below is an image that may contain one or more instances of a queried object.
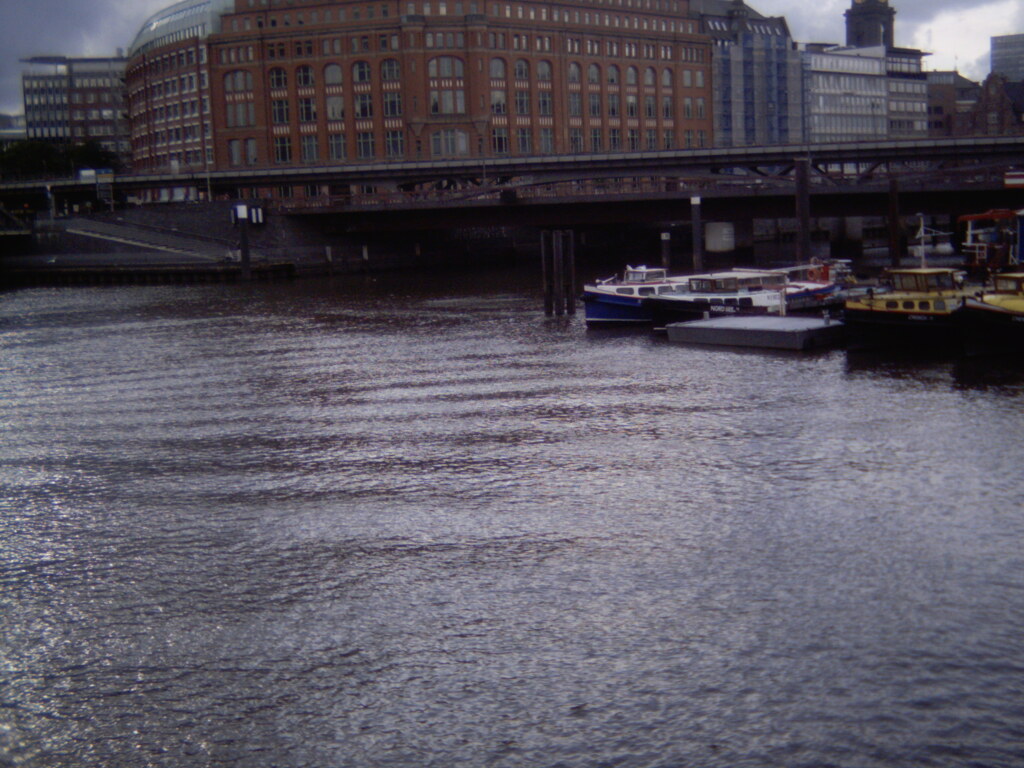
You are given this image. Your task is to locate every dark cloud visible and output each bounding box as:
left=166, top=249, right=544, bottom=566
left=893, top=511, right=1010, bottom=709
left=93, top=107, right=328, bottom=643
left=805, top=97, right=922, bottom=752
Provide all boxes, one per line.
left=0, top=0, right=1015, bottom=115
left=0, top=0, right=166, bottom=113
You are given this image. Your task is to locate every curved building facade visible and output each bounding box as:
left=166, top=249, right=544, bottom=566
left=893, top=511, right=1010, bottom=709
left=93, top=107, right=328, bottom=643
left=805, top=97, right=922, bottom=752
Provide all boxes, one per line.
left=126, top=0, right=713, bottom=198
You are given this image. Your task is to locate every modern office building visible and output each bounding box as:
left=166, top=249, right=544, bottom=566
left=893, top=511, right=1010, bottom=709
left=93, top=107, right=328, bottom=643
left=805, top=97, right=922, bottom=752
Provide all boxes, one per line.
left=801, top=44, right=887, bottom=143
left=21, top=56, right=130, bottom=162
left=691, top=0, right=803, bottom=148
left=991, top=33, right=1024, bottom=81
left=126, top=0, right=715, bottom=194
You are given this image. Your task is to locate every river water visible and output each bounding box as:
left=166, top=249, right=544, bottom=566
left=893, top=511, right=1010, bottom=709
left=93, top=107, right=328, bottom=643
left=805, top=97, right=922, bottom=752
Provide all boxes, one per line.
left=2, top=268, right=1023, bottom=768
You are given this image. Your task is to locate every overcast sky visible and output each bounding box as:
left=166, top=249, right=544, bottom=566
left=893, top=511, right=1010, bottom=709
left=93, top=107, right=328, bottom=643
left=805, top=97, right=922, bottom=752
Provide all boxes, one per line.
left=1, top=0, right=1021, bottom=115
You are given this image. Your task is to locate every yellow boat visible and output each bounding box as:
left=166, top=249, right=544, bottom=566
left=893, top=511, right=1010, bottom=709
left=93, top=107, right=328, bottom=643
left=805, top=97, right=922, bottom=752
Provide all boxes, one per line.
left=843, top=267, right=972, bottom=351
left=957, top=272, right=1024, bottom=356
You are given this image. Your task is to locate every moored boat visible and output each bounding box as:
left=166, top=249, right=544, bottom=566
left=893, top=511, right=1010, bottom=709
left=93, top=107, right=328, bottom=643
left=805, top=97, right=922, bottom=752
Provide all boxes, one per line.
left=643, top=269, right=788, bottom=328
left=843, top=267, right=972, bottom=351
left=582, top=265, right=689, bottom=325
left=957, top=272, right=1024, bottom=356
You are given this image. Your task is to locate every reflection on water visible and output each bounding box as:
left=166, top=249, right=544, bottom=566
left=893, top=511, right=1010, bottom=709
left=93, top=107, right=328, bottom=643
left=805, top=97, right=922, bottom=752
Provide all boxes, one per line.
left=2, top=270, right=1023, bottom=768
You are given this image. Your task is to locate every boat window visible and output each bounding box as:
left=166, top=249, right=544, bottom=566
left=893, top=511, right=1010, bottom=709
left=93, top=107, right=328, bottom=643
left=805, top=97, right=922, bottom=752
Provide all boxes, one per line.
left=886, top=300, right=899, bottom=309
left=995, top=278, right=1019, bottom=292
left=926, top=273, right=954, bottom=290
left=918, top=301, right=931, bottom=310
left=657, top=286, right=675, bottom=294
left=711, top=298, right=723, bottom=305
left=934, top=300, right=946, bottom=311
left=725, top=298, right=737, bottom=306
left=902, top=301, right=915, bottom=310
left=739, top=297, right=753, bottom=307
left=616, top=287, right=635, bottom=295
left=638, top=287, right=656, bottom=296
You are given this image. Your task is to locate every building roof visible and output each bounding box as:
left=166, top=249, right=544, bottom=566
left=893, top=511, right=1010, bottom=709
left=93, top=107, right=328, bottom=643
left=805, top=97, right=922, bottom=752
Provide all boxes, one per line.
left=689, top=0, right=791, bottom=40
left=128, top=0, right=234, bottom=57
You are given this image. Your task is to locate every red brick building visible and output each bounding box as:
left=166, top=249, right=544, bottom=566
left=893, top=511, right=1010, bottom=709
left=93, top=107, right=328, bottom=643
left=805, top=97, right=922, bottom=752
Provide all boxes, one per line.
left=126, top=0, right=713, bottom=198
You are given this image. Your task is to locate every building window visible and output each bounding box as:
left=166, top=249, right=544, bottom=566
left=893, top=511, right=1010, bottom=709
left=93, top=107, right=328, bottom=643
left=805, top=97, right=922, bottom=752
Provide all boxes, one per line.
left=228, top=139, right=242, bottom=166
left=590, top=128, right=602, bottom=152
left=381, top=91, right=401, bottom=116
left=515, top=90, right=530, bottom=115
left=296, top=65, right=314, bottom=87
left=491, top=126, right=509, bottom=153
left=274, top=136, right=292, bottom=163
left=326, top=95, right=344, bottom=120
left=430, top=89, right=465, bottom=114
left=588, top=64, right=600, bottom=84
left=428, top=56, right=464, bottom=78
left=269, top=68, right=287, bottom=89
left=355, top=93, right=373, bottom=118
left=301, top=134, right=318, bottom=162
left=608, top=65, right=620, bottom=85
left=589, top=93, right=601, bottom=117
left=568, top=92, right=581, bottom=117
left=514, top=59, right=529, bottom=80
left=324, top=63, right=343, bottom=85
left=329, top=133, right=346, bottom=160
left=608, top=93, right=620, bottom=117
left=539, top=127, right=553, bottom=153
left=385, top=130, right=405, bottom=157
left=381, top=59, right=401, bottom=81
left=353, top=61, right=371, bottom=83
left=272, top=99, right=290, bottom=124
left=538, top=91, right=553, bottom=116
left=491, top=89, right=507, bottom=114
left=356, top=131, right=375, bottom=158
left=299, top=97, right=317, bottom=122
left=431, top=128, right=469, bottom=156
left=570, top=127, right=583, bottom=152
left=490, top=58, right=506, bottom=78
left=246, top=138, right=258, bottom=165
left=537, top=60, right=552, bottom=81
left=626, top=94, right=638, bottom=117
left=516, top=127, right=532, bottom=153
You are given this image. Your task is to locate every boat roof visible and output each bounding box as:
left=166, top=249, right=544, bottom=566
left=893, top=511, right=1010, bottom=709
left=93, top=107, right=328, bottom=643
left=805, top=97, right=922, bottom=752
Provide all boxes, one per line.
left=886, top=267, right=959, bottom=274
left=958, top=209, right=1021, bottom=222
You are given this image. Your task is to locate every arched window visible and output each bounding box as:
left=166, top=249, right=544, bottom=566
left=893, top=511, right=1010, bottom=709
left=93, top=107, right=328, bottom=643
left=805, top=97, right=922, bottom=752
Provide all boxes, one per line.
left=644, top=67, right=656, bottom=87
left=353, top=61, right=371, bottom=83
left=428, top=56, right=464, bottom=78
left=588, top=64, right=601, bottom=85
left=568, top=62, right=581, bottom=83
left=269, top=67, right=287, bottom=89
left=381, top=59, right=401, bottom=81
left=324, top=63, right=343, bottom=86
left=490, top=58, right=506, bottom=79
left=662, top=69, right=673, bottom=88
left=537, top=61, right=552, bottom=81
left=626, top=66, right=638, bottom=86
left=608, top=65, right=620, bottom=85
left=514, top=59, right=529, bottom=80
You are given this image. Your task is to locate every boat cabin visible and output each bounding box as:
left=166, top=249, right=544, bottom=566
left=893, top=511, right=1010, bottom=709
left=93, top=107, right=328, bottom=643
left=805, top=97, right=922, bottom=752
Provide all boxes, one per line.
left=992, top=273, right=1024, bottom=294
left=887, top=268, right=961, bottom=293
left=622, top=266, right=668, bottom=283
left=683, top=270, right=786, bottom=294
left=958, top=209, right=1022, bottom=271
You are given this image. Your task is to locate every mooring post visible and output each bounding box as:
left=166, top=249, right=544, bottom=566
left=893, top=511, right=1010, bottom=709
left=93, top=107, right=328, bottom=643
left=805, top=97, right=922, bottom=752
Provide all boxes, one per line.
left=541, top=230, right=554, bottom=316
left=553, top=229, right=566, bottom=316
left=237, top=206, right=252, bottom=281
left=563, top=230, right=577, bottom=316
left=690, top=197, right=704, bottom=272
left=795, top=158, right=812, bottom=264
left=888, top=177, right=902, bottom=268
left=660, top=230, right=671, bottom=271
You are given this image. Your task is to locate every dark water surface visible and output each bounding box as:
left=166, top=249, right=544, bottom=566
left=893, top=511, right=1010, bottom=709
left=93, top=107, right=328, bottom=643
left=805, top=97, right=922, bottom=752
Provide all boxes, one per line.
left=2, top=270, right=1023, bottom=768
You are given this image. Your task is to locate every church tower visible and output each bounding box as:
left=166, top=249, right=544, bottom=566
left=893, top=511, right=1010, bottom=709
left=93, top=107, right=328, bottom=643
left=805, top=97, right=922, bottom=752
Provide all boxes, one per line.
left=845, top=0, right=896, bottom=49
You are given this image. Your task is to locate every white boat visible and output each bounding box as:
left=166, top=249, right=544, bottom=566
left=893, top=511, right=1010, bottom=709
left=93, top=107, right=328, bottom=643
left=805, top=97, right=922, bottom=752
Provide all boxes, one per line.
left=582, top=265, right=690, bottom=325
left=643, top=269, right=789, bottom=327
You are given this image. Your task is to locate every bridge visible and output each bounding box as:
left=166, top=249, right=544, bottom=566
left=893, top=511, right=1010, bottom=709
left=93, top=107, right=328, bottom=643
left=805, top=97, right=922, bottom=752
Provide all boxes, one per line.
left=2, top=135, right=1022, bottom=208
